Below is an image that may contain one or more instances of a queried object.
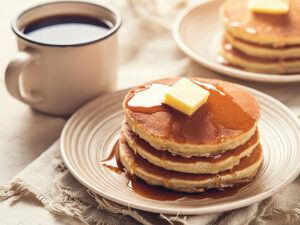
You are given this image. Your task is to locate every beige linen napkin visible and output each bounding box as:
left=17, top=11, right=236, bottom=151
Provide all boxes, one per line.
left=1, top=140, right=300, bottom=225
left=1, top=0, right=300, bottom=224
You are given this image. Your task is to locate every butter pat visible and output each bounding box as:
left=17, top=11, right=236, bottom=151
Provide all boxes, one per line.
left=162, top=78, right=210, bottom=116
left=248, top=0, right=289, bottom=14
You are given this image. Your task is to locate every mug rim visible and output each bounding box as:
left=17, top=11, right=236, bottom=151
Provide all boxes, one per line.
left=11, top=0, right=122, bottom=47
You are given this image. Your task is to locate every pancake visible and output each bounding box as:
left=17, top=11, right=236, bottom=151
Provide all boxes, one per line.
left=221, top=36, right=300, bottom=74
left=225, top=31, right=300, bottom=59
left=122, top=120, right=259, bottom=174
left=220, top=0, right=300, bottom=47
left=123, top=77, right=260, bottom=157
left=119, top=134, right=263, bottom=193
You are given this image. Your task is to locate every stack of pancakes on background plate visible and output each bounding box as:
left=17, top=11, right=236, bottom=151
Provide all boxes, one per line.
left=220, top=0, right=300, bottom=74
left=118, top=77, right=263, bottom=193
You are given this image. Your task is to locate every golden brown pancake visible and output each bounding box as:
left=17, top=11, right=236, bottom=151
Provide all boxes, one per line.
left=122, top=120, right=259, bottom=174
left=225, top=31, right=300, bottom=59
left=220, top=0, right=300, bottom=47
left=123, top=77, right=260, bottom=157
left=119, top=134, right=263, bottom=193
left=221, top=36, right=300, bottom=74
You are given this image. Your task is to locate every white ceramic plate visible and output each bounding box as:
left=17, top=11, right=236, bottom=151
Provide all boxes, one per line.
left=60, top=87, right=300, bottom=215
left=173, top=0, right=300, bottom=83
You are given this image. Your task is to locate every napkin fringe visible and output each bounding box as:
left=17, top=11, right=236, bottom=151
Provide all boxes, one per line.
left=0, top=174, right=188, bottom=225
left=88, top=190, right=156, bottom=225
left=0, top=179, right=93, bottom=225
left=272, top=208, right=300, bottom=220
left=160, top=213, right=189, bottom=225
left=0, top=179, right=32, bottom=202
left=88, top=189, right=188, bottom=225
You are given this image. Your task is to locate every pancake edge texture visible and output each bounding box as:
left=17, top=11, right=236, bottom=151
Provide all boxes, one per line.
left=221, top=39, right=300, bottom=74
left=225, top=31, right=300, bottom=59
left=119, top=135, right=263, bottom=193
left=124, top=109, right=257, bottom=158
left=122, top=120, right=259, bottom=174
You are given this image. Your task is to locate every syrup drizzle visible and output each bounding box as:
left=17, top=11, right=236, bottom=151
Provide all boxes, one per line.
left=99, top=142, right=123, bottom=174
left=100, top=141, right=248, bottom=201
left=125, top=80, right=257, bottom=144
left=127, top=177, right=247, bottom=201
left=123, top=121, right=259, bottom=164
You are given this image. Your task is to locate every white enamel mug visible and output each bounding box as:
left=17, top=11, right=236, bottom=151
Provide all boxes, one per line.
left=5, top=1, right=121, bottom=116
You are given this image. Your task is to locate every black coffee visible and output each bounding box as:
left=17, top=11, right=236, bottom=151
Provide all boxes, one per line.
left=23, top=15, right=112, bottom=45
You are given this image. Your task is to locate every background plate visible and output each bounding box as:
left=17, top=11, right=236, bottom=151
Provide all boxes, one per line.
left=173, top=0, right=300, bottom=83
left=60, top=87, right=300, bottom=215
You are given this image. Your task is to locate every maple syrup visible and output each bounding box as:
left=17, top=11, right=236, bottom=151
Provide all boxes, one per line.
left=99, top=142, right=123, bottom=174
left=100, top=140, right=252, bottom=201
left=123, top=121, right=259, bottom=164
left=128, top=176, right=247, bottom=201
left=125, top=79, right=258, bottom=144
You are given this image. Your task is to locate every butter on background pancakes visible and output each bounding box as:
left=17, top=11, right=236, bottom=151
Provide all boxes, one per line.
left=123, top=77, right=260, bottom=157
left=220, top=0, right=300, bottom=47
left=219, top=0, right=300, bottom=74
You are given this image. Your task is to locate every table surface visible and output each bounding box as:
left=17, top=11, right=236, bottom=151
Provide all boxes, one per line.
left=1, top=0, right=300, bottom=224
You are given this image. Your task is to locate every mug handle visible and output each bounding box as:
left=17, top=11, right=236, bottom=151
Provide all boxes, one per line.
left=5, top=48, right=43, bottom=105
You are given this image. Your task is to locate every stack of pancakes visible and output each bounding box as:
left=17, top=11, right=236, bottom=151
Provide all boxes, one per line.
left=220, top=0, right=300, bottom=74
left=119, top=77, right=263, bottom=193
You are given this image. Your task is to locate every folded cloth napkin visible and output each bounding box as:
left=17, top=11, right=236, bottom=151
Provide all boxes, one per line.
left=0, top=140, right=300, bottom=225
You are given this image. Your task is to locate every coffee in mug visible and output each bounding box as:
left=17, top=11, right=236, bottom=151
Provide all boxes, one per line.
left=5, top=1, right=121, bottom=116
left=23, top=15, right=112, bottom=45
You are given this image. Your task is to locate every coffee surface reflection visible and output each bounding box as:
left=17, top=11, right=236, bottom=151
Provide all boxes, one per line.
left=23, top=15, right=112, bottom=45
